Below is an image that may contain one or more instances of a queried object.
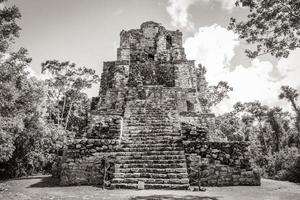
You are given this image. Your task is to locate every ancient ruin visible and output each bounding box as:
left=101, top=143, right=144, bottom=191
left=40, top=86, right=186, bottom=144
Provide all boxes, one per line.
left=60, top=21, right=260, bottom=189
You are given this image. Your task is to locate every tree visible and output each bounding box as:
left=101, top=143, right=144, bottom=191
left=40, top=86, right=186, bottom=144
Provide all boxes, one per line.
left=233, top=101, right=270, bottom=151
left=215, top=112, right=244, bottom=141
left=0, top=0, right=21, bottom=53
left=229, top=0, right=300, bottom=58
left=279, top=86, right=300, bottom=114
left=266, top=107, right=288, bottom=152
left=0, top=0, right=74, bottom=178
left=0, top=48, right=33, bottom=117
left=197, top=65, right=233, bottom=110
left=205, top=81, right=233, bottom=108
left=41, top=60, right=99, bottom=130
left=279, top=85, right=300, bottom=146
left=0, top=47, right=37, bottom=166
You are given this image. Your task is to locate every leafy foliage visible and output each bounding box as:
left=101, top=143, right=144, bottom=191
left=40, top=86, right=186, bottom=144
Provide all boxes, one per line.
left=0, top=1, right=75, bottom=178
left=205, top=81, right=233, bottom=108
left=279, top=85, right=300, bottom=147
left=215, top=94, right=300, bottom=182
left=0, top=0, right=21, bottom=53
left=41, top=60, right=99, bottom=131
left=196, top=65, right=233, bottom=110
left=229, top=0, right=300, bottom=58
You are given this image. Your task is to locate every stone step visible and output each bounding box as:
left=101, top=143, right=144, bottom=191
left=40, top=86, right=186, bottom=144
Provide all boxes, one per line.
left=120, top=143, right=181, bottom=148
left=111, top=183, right=189, bottom=190
left=114, top=172, right=188, bottom=179
left=124, top=133, right=181, bottom=137
left=126, top=122, right=173, bottom=126
left=116, top=163, right=186, bottom=169
left=126, top=129, right=174, bottom=133
left=126, top=129, right=177, bottom=134
left=126, top=124, right=173, bottom=128
left=123, top=131, right=181, bottom=138
left=125, top=117, right=172, bottom=120
left=120, top=140, right=182, bottom=145
left=116, top=154, right=186, bottom=160
left=126, top=119, right=171, bottom=122
left=128, top=107, right=165, bottom=110
left=125, top=129, right=178, bottom=133
left=126, top=121, right=173, bottom=124
left=128, top=114, right=170, bottom=116
left=116, top=159, right=187, bottom=164
left=128, top=109, right=167, bottom=111
left=123, top=136, right=182, bottom=141
left=119, top=146, right=182, bottom=152
left=128, top=114, right=169, bottom=117
left=123, top=130, right=181, bottom=136
left=116, top=150, right=185, bottom=156
left=112, top=177, right=189, bottom=185
left=113, top=101, right=190, bottom=190
left=127, top=113, right=169, bottom=115
left=116, top=168, right=187, bottom=174
left=124, top=133, right=181, bottom=138
left=126, top=127, right=174, bottom=131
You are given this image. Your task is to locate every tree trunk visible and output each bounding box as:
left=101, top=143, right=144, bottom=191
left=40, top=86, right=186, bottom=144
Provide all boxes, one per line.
left=290, top=98, right=300, bottom=147
left=64, top=101, right=73, bottom=130
left=290, top=98, right=299, bottom=114
left=258, top=120, right=267, bottom=153
left=296, top=114, right=300, bottom=148
left=56, top=109, right=60, bottom=125
left=60, top=95, right=67, bottom=125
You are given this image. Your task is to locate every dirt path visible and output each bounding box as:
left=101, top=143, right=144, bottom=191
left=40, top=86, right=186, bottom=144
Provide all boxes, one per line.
left=0, top=176, right=300, bottom=200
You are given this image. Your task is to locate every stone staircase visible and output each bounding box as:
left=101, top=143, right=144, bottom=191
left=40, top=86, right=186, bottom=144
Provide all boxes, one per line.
left=111, top=99, right=189, bottom=190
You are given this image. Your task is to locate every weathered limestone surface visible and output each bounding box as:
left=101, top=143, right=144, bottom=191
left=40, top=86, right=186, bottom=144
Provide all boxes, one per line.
left=60, top=139, right=117, bottom=186
left=59, top=21, right=260, bottom=189
left=184, top=141, right=260, bottom=186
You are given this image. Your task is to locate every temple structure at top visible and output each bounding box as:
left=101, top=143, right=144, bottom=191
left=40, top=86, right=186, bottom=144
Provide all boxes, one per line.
left=95, top=21, right=207, bottom=116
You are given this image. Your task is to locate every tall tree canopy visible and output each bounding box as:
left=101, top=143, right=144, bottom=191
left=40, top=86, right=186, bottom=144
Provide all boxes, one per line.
left=196, top=65, right=233, bottom=111
left=229, top=0, right=300, bottom=58
left=0, top=0, right=21, bottom=53
left=279, top=85, right=300, bottom=146
left=0, top=0, right=74, bottom=177
left=41, top=60, right=99, bottom=131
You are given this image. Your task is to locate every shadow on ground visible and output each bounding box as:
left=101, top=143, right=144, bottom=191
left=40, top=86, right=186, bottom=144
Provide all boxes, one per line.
left=129, top=195, right=219, bottom=200
left=28, top=176, right=60, bottom=188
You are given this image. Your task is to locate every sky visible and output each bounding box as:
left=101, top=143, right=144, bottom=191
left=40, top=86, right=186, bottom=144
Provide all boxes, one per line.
left=5, top=0, right=300, bottom=114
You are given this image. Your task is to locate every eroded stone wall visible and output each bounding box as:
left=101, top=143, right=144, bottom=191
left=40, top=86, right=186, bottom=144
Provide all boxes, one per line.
left=86, top=115, right=122, bottom=139
left=60, top=114, right=122, bottom=186
left=60, top=139, right=118, bottom=186
left=184, top=141, right=260, bottom=186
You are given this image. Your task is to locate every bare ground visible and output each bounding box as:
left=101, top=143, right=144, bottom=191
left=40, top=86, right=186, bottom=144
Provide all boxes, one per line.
left=0, top=175, right=300, bottom=200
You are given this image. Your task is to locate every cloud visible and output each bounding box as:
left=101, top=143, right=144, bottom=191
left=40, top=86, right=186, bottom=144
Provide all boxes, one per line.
left=166, top=0, right=236, bottom=30
left=214, top=0, right=236, bottom=11
left=113, top=9, right=124, bottom=16
left=0, top=53, right=11, bottom=63
left=25, top=66, right=50, bottom=80
left=25, top=66, right=37, bottom=77
left=199, top=0, right=236, bottom=10
left=183, top=24, right=300, bottom=114
left=0, top=2, right=4, bottom=10
left=214, top=55, right=300, bottom=114
left=184, top=24, right=239, bottom=84
left=166, top=0, right=196, bottom=30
